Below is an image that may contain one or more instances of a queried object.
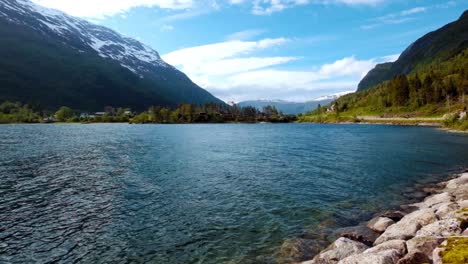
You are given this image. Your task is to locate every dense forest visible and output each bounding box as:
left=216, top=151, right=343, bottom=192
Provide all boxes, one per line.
left=0, top=101, right=296, bottom=124
left=299, top=48, right=468, bottom=130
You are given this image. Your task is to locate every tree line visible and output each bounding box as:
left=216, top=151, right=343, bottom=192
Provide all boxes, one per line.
left=0, top=101, right=296, bottom=124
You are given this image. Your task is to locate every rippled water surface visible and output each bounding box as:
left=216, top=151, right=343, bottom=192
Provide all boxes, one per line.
left=1, top=124, right=467, bottom=263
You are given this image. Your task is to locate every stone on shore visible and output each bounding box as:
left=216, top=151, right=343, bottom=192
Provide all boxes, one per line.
left=396, top=251, right=431, bottom=264
left=306, top=237, right=368, bottom=264
left=301, top=173, right=468, bottom=264
left=435, top=202, right=459, bottom=219
left=415, top=218, right=462, bottom=237
left=406, top=236, right=445, bottom=261
left=364, top=239, right=407, bottom=256
left=337, top=226, right=380, bottom=246
left=445, top=173, right=468, bottom=189
left=367, top=217, right=395, bottom=233
left=379, top=211, right=406, bottom=222
left=338, top=249, right=403, bottom=264
left=338, top=240, right=406, bottom=264
left=374, top=208, right=437, bottom=245
left=424, top=192, right=453, bottom=207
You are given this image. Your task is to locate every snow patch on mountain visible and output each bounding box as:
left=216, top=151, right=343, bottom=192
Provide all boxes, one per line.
left=0, top=0, right=171, bottom=75
left=313, top=90, right=355, bottom=101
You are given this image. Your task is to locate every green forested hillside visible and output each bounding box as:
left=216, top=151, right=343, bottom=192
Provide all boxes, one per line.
left=299, top=49, right=468, bottom=129
left=358, top=11, right=468, bottom=91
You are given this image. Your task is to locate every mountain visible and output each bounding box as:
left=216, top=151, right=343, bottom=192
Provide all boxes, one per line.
left=238, top=92, right=353, bottom=115
left=358, top=10, right=468, bottom=91
left=0, top=0, right=223, bottom=111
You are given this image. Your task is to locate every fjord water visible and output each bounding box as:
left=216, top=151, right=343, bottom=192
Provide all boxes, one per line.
left=1, top=124, right=467, bottom=263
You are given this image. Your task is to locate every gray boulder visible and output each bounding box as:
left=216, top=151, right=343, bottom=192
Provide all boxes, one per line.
left=374, top=208, right=437, bottom=245
left=367, top=217, right=395, bottom=233
left=308, top=237, right=368, bottom=264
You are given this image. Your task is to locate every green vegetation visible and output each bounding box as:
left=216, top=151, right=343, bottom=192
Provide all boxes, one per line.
left=439, top=237, right=468, bottom=264
left=0, top=101, right=40, bottom=124
left=0, top=101, right=296, bottom=124
left=299, top=48, right=468, bottom=130
left=358, top=11, right=468, bottom=90
left=0, top=20, right=222, bottom=111
left=129, top=104, right=296, bottom=124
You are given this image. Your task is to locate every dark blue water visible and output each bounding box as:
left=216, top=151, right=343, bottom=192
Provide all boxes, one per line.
left=0, top=124, right=467, bottom=264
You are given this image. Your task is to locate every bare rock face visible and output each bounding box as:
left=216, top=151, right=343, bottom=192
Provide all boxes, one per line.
left=415, top=218, right=462, bottom=237
left=374, top=208, right=437, bottom=245
left=367, top=217, right=395, bottom=233
left=308, top=237, right=368, bottom=264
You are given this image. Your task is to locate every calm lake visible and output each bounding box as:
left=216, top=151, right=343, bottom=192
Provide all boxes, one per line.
left=1, top=124, right=467, bottom=263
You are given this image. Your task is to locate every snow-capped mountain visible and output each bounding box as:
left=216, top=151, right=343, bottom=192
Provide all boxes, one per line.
left=0, top=0, right=169, bottom=76
left=0, top=0, right=223, bottom=110
left=312, top=90, right=355, bottom=101
left=238, top=91, right=355, bottom=115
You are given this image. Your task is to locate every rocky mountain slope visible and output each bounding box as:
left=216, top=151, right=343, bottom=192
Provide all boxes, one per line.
left=0, top=0, right=223, bottom=110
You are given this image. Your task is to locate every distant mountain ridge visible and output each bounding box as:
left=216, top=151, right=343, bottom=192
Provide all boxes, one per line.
left=358, top=10, right=468, bottom=91
left=238, top=92, right=353, bottom=114
left=0, top=0, right=223, bottom=110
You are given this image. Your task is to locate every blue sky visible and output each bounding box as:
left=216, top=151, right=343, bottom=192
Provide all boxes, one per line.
left=32, top=0, right=467, bottom=102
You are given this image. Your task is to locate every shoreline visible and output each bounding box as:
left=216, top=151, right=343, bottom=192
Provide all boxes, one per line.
left=298, top=171, right=468, bottom=264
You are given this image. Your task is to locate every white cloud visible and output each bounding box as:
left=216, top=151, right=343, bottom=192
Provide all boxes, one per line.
left=230, top=0, right=384, bottom=15
left=161, top=24, right=175, bottom=31
left=226, top=29, right=267, bottom=41
left=31, top=0, right=194, bottom=18
left=361, top=6, right=428, bottom=29
left=381, top=53, right=400, bottom=62
left=31, top=0, right=385, bottom=18
left=163, top=38, right=395, bottom=102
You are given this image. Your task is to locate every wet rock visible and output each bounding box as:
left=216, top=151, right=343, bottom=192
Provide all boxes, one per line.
left=279, top=238, right=328, bottom=263
left=337, top=226, right=380, bottom=246
left=396, top=251, right=431, bottom=264
left=367, top=217, right=395, bottom=233
left=424, top=192, right=453, bottom=208
left=406, top=236, right=444, bottom=261
left=308, top=237, right=368, bottom=264
left=399, top=204, right=420, bottom=214
left=379, top=211, right=406, bottom=222
left=374, top=208, right=437, bottom=245
left=415, top=218, right=462, bottom=237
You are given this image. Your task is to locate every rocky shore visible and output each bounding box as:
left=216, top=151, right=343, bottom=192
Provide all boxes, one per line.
left=299, top=172, right=468, bottom=264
